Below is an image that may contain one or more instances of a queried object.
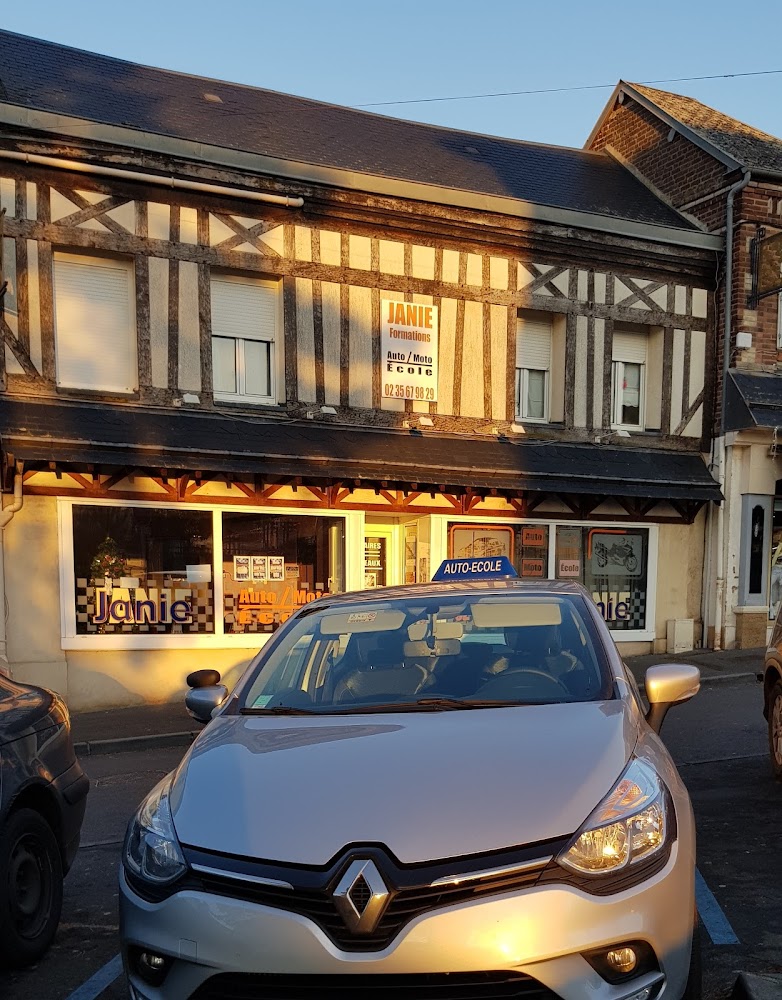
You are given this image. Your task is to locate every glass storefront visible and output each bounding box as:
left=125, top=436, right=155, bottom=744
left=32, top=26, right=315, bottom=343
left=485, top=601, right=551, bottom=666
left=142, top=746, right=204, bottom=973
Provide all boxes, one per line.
left=69, top=504, right=345, bottom=638
left=449, top=521, right=649, bottom=631
left=67, top=504, right=652, bottom=642
left=448, top=523, right=549, bottom=580
left=222, top=513, right=344, bottom=634
left=72, top=505, right=214, bottom=634
left=556, top=526, right=649, bottom=632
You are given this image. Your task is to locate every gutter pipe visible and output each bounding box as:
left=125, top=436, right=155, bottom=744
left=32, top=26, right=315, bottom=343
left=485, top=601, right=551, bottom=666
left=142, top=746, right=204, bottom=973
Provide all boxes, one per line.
left=0, top=149, right=305, bottom=208
left=707, top=169, right=751, bottom=650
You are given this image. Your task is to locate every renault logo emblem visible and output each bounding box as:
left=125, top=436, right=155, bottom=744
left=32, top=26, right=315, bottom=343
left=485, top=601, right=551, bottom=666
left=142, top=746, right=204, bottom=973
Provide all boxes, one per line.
left=333, top=858, right=390, bottom=934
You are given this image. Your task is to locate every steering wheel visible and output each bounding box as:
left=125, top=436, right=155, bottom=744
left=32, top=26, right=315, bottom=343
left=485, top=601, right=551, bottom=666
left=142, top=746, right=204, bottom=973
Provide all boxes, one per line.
left=476, top=668, right=571, bottom=700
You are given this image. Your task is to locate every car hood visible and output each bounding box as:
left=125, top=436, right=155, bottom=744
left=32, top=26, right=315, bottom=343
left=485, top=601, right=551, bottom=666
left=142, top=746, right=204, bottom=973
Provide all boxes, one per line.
left=170, top=701, right=639, bottom=865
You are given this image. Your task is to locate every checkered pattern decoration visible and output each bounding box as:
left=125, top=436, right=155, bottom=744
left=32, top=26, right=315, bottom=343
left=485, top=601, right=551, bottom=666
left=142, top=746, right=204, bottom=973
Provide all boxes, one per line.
left=75, top=578, right=214, bottom=634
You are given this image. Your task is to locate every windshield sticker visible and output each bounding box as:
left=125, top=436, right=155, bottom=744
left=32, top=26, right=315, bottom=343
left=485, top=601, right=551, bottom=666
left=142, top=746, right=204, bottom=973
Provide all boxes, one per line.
left=252, top=695, right=274, bottom=708
left=348, top=612, right=377, bottom=624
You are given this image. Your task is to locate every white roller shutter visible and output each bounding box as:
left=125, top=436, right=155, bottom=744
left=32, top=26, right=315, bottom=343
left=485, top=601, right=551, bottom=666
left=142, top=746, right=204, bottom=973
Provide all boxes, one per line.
left=516, top=314, right=551, bottom=369
left=211, top=276, right=277, bottom=342
left=612, top=329, right=647, bottom=363
left=53, top=254, right=136, bottom=392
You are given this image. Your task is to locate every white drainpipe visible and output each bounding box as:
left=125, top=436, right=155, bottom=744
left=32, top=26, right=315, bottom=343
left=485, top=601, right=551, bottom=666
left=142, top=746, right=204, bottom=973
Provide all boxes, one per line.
left=709, top=169, right=751, bottom=650
left=0, top=150, right=305, bottom=208
left=0, top=472, right=24, bottom=674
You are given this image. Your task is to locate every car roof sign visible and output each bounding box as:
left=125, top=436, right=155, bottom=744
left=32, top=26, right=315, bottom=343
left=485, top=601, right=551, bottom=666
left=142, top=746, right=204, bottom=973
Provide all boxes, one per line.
left=431, top=557, right=519, bottom=582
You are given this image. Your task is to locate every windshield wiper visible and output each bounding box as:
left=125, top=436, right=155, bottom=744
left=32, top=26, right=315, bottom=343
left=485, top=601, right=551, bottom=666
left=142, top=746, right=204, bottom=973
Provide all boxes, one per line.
left=332, top=697, right=520, bottom=714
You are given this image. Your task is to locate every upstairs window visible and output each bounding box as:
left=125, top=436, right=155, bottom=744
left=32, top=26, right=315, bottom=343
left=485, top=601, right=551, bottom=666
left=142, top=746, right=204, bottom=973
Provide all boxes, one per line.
left=515, top=313, right=552, bottom=422
left=612, top=328, right=647, bottom=430
left=53, top=253, right=136, bottom=393
left=211, top=274, right=280, bottom=404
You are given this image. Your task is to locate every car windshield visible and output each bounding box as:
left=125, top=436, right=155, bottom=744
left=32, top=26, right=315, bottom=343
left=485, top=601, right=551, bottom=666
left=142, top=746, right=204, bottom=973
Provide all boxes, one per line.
left=239, top=592, right=613, bottom=714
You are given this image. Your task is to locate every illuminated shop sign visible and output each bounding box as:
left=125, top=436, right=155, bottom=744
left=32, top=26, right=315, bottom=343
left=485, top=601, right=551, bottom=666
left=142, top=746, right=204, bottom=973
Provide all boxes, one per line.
left=381, top=298, right=439, bottom=403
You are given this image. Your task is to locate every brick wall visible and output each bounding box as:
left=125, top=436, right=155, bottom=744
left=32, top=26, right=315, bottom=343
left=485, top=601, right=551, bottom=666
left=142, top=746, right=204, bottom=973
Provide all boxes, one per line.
left=591, top=98, right=782, bottom=430
left=732, top=184, right=782, bottom=369
left=590, top=97, right=729, bottom=225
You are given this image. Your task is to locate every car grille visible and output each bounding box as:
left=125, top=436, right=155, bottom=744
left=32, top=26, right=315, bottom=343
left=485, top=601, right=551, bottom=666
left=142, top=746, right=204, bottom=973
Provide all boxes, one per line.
left=189, top=971, right=560, bottom=999
left=178, top=840, right=565, bottom=952
left=190, top=859, right=547, bottom=952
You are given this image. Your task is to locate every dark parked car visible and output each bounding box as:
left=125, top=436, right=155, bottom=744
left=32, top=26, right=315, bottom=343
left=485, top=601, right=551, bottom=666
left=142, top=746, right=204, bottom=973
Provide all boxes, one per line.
left=0, top=674, right=89, bottom=966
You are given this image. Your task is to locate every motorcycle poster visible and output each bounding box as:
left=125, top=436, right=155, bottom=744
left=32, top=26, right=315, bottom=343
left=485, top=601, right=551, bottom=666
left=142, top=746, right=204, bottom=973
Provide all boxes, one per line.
left=587, top=531, right=644, bottom=578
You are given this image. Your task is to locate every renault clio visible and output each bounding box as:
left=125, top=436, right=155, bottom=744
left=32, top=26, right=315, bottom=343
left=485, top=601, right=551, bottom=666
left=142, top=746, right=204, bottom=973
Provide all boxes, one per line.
left=120, top=560, right=701, bottom=999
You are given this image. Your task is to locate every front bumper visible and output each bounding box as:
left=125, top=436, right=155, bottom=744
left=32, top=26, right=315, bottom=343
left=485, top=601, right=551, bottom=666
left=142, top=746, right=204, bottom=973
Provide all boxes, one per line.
left=120, top=840, right=694, bottom=1000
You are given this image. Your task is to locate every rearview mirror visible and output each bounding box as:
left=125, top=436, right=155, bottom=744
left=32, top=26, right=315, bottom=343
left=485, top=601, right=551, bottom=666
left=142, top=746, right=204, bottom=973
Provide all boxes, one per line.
left=644, top=663, right=700, bottom=734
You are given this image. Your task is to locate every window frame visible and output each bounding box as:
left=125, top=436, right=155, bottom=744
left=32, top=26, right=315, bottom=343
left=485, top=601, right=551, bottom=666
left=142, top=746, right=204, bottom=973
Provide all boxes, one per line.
left=52, top=251, right=137, bottom=394
left=515, top=365, right=550, bottom=423
left=210, top=272, right=283, bottom=406
left=611, top=359, right=646, bottom=431
left=57, top=498, right=360, bottom=650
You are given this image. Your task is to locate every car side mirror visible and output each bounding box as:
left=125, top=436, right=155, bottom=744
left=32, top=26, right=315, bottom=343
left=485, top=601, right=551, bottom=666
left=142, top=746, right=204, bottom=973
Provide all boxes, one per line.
left=644, top=663, right=700, bottom=734
left=185, top=670, right=228, bottom=724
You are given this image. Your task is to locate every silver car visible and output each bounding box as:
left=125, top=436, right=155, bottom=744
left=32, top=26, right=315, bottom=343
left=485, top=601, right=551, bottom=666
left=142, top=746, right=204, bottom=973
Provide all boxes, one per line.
left=120, top=576, right=701, bottom=1000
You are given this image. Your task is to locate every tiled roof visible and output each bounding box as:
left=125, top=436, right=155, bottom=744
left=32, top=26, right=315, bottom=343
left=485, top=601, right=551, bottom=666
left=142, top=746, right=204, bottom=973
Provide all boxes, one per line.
left=0, top=30, right=696, bottom=231
left=631, top=83, right=782, bottom=173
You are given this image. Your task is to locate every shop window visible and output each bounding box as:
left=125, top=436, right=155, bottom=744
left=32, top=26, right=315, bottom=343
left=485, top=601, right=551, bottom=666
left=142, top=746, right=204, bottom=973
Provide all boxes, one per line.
left=211, top=274, right=279, bottom=404
left=611, top=327, right=647, bottom=430
left=515, top=313, right=551, bottom=422
left=556, top=526, right=649, bottom=631
left=222, top=513, right=345, bottom=634
left=448, top=523, right=549, bottom=580
left=53, top=253, right=137, bottom=393
left=72, top=506, right=213, bottom=634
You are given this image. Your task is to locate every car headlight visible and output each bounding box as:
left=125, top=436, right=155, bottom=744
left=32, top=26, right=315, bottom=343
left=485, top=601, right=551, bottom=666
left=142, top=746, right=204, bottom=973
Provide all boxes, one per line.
left=124, top=775, right=186, bottom=885
left=558, top=758, right=670, bottom=875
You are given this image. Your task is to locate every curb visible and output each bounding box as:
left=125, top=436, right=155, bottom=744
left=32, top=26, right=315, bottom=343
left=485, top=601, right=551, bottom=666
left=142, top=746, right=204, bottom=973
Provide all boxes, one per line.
left=72, top=672, right=759, bottom=756
left=732, top=972, right=782, bottom=999
left=74, top=730, right=198, bottom=756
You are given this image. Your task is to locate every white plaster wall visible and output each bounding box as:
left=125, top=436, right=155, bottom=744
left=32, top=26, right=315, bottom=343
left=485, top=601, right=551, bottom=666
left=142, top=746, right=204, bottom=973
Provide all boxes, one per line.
left=65, top=648, right=254, bottom=711
left=348, top=285, right=372, bottom=409
left=655, top=513, right=706, bottom=643
left=437, top=298, right=458, bottom=415
left=460, top=301, right=484, bottom=417
left=321, top=281, right=341, bottom=406
left=4, top=495, right=68, bottom=696
left=296, top=277, right=316, bottom=402
left=149, top=256, right=169, bottom=388
left=178, top=261, right=201, bottom=391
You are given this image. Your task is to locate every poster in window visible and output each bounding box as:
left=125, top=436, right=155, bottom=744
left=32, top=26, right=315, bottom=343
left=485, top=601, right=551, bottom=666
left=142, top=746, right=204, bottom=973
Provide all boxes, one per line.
left=587, top=531, right=643, bottom=578
left=251, top=556, right=268, bottom=582
left=268, top=556, right=285, bottom=582
left=233, top=556, right=250, bottom=582
left=450, top=525, right=513, bottom=560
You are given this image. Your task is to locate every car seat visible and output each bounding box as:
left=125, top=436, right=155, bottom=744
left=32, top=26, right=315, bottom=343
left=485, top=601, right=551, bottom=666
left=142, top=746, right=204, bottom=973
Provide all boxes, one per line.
left=333, top=632, right=428, bottom=702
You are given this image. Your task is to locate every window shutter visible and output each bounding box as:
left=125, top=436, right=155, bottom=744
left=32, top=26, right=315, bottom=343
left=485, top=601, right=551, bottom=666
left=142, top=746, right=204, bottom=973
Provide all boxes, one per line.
left=54, top=256, right=135, bottom=392
left=211, top=277, right=277, bottom=342
left=612, top=330, right=647, bottom=364
left=516, top=315, right=551, bottom=369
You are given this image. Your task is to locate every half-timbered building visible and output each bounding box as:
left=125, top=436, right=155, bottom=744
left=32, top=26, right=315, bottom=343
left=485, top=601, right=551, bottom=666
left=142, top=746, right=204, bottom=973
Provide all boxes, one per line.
left=0, top=32, right=721, bottom=707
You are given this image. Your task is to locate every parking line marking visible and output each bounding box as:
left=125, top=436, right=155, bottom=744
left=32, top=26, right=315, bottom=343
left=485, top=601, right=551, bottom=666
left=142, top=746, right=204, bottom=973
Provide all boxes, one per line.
left=65, top=953, right=123, bottom=1000
left=695, top=869, right=739, bottom=945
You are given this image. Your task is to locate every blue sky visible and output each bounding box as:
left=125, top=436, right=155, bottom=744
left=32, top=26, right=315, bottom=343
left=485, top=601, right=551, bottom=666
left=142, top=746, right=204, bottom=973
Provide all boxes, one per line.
left=5, top=1, right=782, bottom=148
